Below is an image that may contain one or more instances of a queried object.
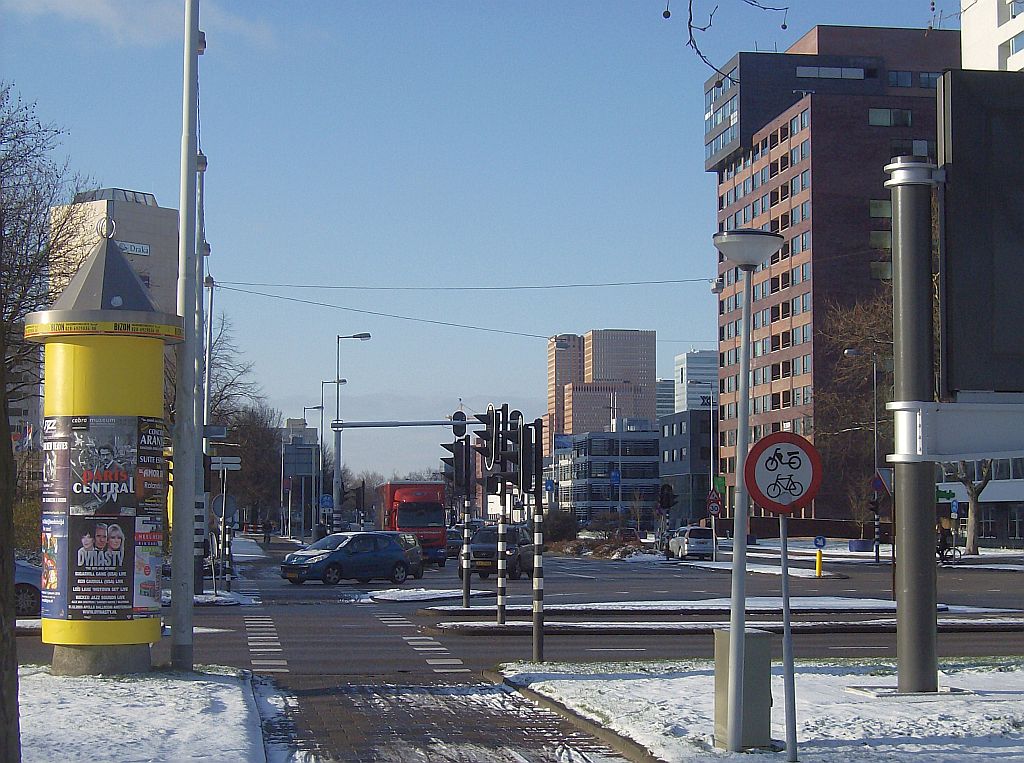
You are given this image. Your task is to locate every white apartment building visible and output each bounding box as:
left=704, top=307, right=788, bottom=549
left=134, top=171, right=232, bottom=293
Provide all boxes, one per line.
left=961, top=0, right=1024, bottom=71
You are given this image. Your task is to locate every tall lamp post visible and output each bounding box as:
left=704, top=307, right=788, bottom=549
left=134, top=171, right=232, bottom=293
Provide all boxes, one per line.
left=713, top=229, right=784, bottom=752
left=334, top=333, right=371, bottom=527
left=319, top=379, right=345, bottom=528
left=844, top=348, right=880, bottom=563
left=303, top=405, right=323, bottom=537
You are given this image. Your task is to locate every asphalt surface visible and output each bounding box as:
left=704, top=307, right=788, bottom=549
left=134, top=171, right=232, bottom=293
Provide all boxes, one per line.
left=16, top=535, right=1024, bottom=761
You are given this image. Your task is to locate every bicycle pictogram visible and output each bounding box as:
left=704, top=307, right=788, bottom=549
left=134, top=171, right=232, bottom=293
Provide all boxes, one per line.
left=766, top=473, right=804, bottom=499
left=765, top=447, right=802, bottom=472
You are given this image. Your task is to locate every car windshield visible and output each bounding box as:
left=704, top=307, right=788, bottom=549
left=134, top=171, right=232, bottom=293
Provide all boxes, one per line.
left=306, top=534, right=349, bottom=551
left=397, top=502, right=445, bottom=527
left=447, top=529, right=461, bottom=539
left=687, top=528, right=714, bottom=539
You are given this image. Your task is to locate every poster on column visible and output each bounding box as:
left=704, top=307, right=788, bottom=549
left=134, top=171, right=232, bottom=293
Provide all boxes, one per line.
left=40, top=513, right=68, bottom=619
left=67, top=514, right=135, bottom=619
left=41, top=416, right=71, bottom=513
left=66, top=415, right=138, bottom=516
left=133, top=516, right=162, bottom=615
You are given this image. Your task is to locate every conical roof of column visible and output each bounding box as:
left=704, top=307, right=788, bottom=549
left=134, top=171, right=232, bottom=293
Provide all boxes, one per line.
left=51, top=236, right=162, bottom=313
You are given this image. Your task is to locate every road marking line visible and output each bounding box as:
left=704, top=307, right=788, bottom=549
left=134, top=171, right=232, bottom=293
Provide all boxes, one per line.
left=384, top=623, right=416, bottom=627
left=432, top=668, right=472, bottom=673
left=425, top=659, right=463, bottom=665
left=257, top=668, right=290, bottom=673
left=828, top=646, right=888, bottom=650
left=402, top=636, right=434, bottom=641
left=251, top=660, right=289, bottom=665
left=412, top=646, right=447, bottom=651
left=249, top=648, right=283, bottom=653
left=586, top=648, right=647, bottom=652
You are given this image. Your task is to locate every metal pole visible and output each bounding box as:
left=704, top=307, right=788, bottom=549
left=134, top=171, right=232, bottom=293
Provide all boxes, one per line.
left=171, top=0, right=200, bottom=672
left=203, top=278, right=214, bottom=455
left=497, top=484, right=507, bottom=625
left=727, top=262, right=756, bottom=751
left=333, top=337, right=343, bottom=529
left=873, top=357, right=881, bottom=565
left=300, top=454, right=306, bottom=542
left=462, top=496, right=472, bottom=608
left=532, top=418, right=545, bottom=663
left=223, top=465, right=231, bottom=592
left=885, top=155, right=938, bottom=693
left=780, top=515, right=798, bottom=762
left=319, top=401, right=325, bottom=527
left=710, top=385, right=718, bottom=562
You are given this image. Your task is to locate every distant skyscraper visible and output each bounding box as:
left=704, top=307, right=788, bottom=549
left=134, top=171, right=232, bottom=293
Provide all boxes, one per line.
left=674, top=350, right=717, bottom=411
left=545, top=329, right=656, bottom=455
left=656, top=378, right=675, bottom=418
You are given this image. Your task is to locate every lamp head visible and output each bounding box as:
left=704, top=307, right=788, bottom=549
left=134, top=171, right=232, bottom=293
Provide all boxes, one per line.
left=843, top=348, right=863, bottom=358
left=712, top=229, right=784, bottom=268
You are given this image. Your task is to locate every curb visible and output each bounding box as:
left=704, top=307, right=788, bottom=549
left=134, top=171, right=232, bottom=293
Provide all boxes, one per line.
left=483, top=670, right=665, bottom=763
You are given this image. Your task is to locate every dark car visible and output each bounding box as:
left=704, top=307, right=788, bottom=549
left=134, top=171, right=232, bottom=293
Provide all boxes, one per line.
left=15, top=560, right=42, bottom=617
left=459, top=525, right=538, bottom=580
left=446, top=528, right=464, bottom=558
left=280, top=532, right=412, bottom=585
left=382, top=531, right=424, bottom=579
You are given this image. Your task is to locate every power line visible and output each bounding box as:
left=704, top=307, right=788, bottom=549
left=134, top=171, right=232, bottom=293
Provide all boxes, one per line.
left=217, top=276, right=715, bottom=292
left=216, top=284, right=716, bottom=345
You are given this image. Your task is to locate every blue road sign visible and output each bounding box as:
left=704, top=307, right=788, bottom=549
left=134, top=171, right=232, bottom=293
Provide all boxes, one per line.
left=951, top=498, right=959, bottom=518
left=320, top=494, right=333, bottom=509
left=813, top=535, right=827, bottom=549
left=545, top=479, right=555, bottom=492
left=610, top=469, right=621, bottom=486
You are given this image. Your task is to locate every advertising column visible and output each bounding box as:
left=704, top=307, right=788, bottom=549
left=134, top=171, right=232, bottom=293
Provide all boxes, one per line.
left=26, top=233, right=182, bottom=674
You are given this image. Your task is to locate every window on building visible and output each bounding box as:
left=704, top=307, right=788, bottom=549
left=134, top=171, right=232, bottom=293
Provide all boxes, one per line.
left=919, top=71, right=942, bottom=88
left=1011, top=505, right=1024, bottom=540
left=1012, top=30, right=1024, bottom=56
left=870, top=199, right=892, bottom=218
left=887, top=70, right=913, bottom=87
left=980, top=506, right=997, bottom=539
left=870, top=230, right=893, bottom=250
left=800, top=109, right=809, bottom=129
left=995, top=459, right=1012, bottom=480
left=869, top=108, right=913, bottom=127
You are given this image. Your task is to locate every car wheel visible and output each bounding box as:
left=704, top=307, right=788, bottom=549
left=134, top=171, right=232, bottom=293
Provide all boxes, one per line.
left=322, top=563, right=343, bottom=586
left=390, top=562, right=409, bottom=584
left=479, top=572, right=490, bottom=579
left=287, top=579, right=304, bottom=585
left=15, top=584, right=41, bottom=617
left=437, top=558, right=446, bottom=568
left=457, top=566, right=464, bottom=580
left=413, top=565, right=424, bottom=580
left=665, top=548, right=673, bottom=560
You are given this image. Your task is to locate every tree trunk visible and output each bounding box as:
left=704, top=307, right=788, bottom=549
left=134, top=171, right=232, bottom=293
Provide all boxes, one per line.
left=965, top=488, right=980, bottom=556
left=0, top=355, right=23, bottom=763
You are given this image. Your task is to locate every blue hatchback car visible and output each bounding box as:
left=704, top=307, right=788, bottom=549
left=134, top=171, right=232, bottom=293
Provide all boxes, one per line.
left=280, top=532, right=412, bottom=586
left=15, top=560, right=42, bottom=616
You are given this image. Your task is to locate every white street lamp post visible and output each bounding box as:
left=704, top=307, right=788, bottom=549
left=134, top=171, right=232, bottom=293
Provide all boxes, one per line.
left=303, top=405, right=323, bottom=539
left=713, top=229, right=784, bottom=752
left=333, top=333, right=371, bottom=528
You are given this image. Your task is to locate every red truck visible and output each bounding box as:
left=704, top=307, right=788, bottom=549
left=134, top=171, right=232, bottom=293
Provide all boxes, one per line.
left=376, top=481, right=448, bottom=567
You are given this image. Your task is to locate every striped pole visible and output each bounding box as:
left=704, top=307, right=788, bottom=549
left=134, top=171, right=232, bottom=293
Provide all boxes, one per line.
left=497, top=484, right=507, bottom=625
left=461, top=498, right=471, bottom=608
left=532, top=419, right=545, bottom=662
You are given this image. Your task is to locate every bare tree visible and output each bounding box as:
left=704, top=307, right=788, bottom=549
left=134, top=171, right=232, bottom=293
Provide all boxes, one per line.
left=0, top=81, right=90, bottom=763
left=955, top=460, right=992, bottom=556
left=667, top=1, right=790, bottom=79
left=222, top=401, right=282, bottom=523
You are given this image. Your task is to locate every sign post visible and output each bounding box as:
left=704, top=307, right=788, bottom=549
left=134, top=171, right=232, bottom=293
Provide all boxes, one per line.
left=707, top=489, right=722, bottom=562
left=744, top=431, right=823, bottom=763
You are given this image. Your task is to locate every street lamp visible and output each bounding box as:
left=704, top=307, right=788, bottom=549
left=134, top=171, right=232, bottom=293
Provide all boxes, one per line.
left=844, top=348, right=881, bottom=564
left=303, top=405, right=323, bottom=539
left=334, top=333, right=371, bottom=528
left=319, top=379, right=346, bottom=529
left=713, top=228, right=784, bottom=753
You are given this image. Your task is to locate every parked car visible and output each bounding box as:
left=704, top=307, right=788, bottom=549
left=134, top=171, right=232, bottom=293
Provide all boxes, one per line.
left=15, top=560, right=42, bottom=617
left=658, top=528, right=680, bottom=556
left=446, top=528, right=464, bottom=558
left=381, top=531, right=424, bottom=579
left=459, top=525, right=539, bottom=580
left=280, top=531, right=413, bottom=585
left=667, top=526, right=716, bottom=560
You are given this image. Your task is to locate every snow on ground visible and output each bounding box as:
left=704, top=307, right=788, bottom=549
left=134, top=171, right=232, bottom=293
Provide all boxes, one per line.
left=19, top=665, right=269, bottom=762
left=673, top=560, right=843, bottom=577
left=160, top=589, right=258, bottom=607
left=431, top=596, right=917, bottom=614
left=232, top=537, right=268, bottom=561
left=503, top=657, right=1024, bottom=761
left=371, top=587, right=496, bottom=602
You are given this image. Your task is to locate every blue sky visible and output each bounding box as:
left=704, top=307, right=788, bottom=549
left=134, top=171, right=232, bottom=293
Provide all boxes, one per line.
left=2, top=1, right=960, bottom=477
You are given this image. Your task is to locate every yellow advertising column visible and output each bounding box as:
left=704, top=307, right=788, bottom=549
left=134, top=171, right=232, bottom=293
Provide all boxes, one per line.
left=26, top=232, right=182, bottom=675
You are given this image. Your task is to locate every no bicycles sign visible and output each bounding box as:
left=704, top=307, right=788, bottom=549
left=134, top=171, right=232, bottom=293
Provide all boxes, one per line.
left=743, top=431, right=822, bottom=514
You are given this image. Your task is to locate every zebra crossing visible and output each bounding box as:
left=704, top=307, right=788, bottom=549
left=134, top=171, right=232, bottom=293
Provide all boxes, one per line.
left=374, top=612, right=472, bottom=674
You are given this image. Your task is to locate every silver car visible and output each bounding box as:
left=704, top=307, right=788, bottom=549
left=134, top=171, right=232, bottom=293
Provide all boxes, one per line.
left=667, top=526, right=716, bottom=560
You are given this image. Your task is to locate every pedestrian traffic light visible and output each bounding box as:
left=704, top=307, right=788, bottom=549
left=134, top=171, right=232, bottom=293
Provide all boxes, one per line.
left=473, top=404, right=498, bottom=470
left=659, top=483, right=677, bottom=511
left=868, top=497, right=880, bottom=514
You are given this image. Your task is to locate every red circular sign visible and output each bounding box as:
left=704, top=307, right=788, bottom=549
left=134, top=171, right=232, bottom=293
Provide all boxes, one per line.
left=743, top=432, right=822, bottom=515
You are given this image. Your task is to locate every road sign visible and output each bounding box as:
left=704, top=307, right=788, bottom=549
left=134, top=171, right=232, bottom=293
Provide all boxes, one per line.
left=936, top=487, right=955, bottom=500
left=610, top=469, right=621, bottom=486
left=211, top=494, right=237, bottom=520
left=875, top=468, right=894, bottom=496
left=706, top=488, right=722, bottom=503
left=204, top=424, right=228, bottom=440
left=210, top=455, right=241, bottom=471
left=743, top=431, right=823, bottom=515
left=951, top=498, right=959, bottom=518
left=319, top=494, right=333, bottom=509
left=545, top=479, right=555, bottom=493
left=708, top=500, right=721, bottom=517
left=813, top=535, right=827, bottom=549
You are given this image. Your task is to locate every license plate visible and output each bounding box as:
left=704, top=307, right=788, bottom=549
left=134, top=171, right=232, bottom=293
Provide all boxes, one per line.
left=477, top=560, right=493, bottom=567
left=286, top=572, right=298, bottom=580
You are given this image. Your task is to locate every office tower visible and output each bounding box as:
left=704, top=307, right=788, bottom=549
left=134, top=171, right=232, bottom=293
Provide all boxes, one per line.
left=706, top=26, right=959, bottom=518
left=674, top=349, right=718, bottom=411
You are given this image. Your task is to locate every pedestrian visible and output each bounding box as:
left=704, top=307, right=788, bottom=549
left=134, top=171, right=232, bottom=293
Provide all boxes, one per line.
left=262, top=517, right=272, bottom=544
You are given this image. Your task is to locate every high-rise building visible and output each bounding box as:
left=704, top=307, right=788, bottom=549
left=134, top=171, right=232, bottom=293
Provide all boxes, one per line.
left=706, top=26, right=959, bottom=519
left=961, top=0, right=1024, bottom=71
left=544, top=329, right=656, bottom=455
left=674, top=350, right=717, bottom=411
left=656, top=378, right=676, bottom=418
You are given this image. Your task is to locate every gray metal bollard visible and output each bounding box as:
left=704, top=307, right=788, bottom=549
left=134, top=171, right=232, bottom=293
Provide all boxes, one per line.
left=714, top=628, right=773, bottom=750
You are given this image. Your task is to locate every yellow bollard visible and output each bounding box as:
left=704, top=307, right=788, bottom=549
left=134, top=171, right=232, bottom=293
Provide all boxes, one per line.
left=26, top=231, right=181, bottom=673
left=815, top=549, right=823, bottom=578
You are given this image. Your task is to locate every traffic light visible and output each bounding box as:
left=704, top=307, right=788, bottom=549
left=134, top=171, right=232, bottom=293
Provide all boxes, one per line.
left=440, top=439, right=467, bottom=495
left=517, top=420, right=535, bottom=493
left=659, top=483, right=678, bottom=512
left=451, top=410, right=467, bottom=438
left=868, top=496, right=880, bottom=514
left=495, top=406, right=520, bottom=486
left=473, top=404, right=499, bottom=470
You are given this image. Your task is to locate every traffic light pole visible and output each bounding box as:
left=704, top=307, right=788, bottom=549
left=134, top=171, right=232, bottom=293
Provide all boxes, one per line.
left=531, top=418, right=545, bottom=663
left=497, top=482, right=507, bottom=625
left=461, top=496, right=472, bottom=608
